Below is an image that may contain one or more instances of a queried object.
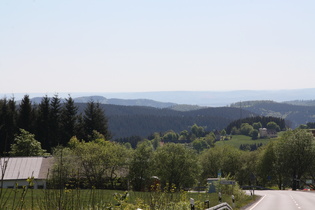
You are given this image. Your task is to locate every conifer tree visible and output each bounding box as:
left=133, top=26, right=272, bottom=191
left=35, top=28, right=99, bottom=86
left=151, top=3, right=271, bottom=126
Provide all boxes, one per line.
left=60, top=95, right=78, bottom=146
left=36, top=95, right=51, bottom=150
left=49, top=94, right=62, bottom=149
left=0, top=98, right=18, bottom=154
left=83, top=101, right=111, bottom=141
left=18, top=95, right=34, bottom=132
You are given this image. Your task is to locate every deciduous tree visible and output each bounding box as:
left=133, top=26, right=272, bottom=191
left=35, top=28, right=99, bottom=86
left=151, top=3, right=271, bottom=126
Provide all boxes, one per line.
left=151, top=143, right=200, bottom=191
left=128, top=140, right=153, bottom=191
left=10, top=129, right=46, bottom=156
left=275, top=129, right=315, bottom=190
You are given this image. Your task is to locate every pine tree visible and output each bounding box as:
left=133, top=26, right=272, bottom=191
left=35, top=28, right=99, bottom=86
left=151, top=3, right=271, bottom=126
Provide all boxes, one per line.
left=0, top=98, right=18, bottom=154
left=49, top=94, right=62, bottom=149
left=60, top=95, right=78, bottom=146
left=18, top=95, right=34, bottom=132
left=36, top=95, right=51, bottom=151
left=83, top=101, right=111, bottom=141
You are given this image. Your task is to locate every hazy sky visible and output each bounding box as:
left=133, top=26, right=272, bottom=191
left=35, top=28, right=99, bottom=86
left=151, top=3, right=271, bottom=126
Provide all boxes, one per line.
left=1, top=0, right=315, bottom=95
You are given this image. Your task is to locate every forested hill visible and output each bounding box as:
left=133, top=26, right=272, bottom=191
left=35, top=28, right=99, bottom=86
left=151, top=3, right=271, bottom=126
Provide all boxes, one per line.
left=75, top=103, right=255, bottom=139
left=230, top=100, right=315, bottom=128
left=30, top=96, right=176, bottom=109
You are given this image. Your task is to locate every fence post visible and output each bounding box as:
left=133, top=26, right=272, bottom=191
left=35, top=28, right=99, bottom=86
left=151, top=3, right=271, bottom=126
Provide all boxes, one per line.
left=232, top=194, right=235, bottom=208
left=218, top=192, right=222, bottom=203
left=204, top=200, right=210, bottom=208
left=190, top=198, right=195, bottom=210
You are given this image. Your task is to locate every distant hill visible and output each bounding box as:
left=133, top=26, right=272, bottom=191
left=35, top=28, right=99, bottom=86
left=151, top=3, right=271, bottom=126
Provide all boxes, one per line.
left=7, top=88, right=315, bottom=107
left=28, top=96, right=315, bottom=134
left=74, top=103, right=255, bottom=139
left=76, top=88, right=315, bottom=106
left=29, top=96, right=177, bottom=109
left=283, top=100, right=315, bottom=106
left=230, top=100, right=315, bottom=128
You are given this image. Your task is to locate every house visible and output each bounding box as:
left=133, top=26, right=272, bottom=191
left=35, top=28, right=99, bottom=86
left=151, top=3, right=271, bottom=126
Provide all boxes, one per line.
left=259, top=128, right=268, bottom=138
left=0, top=156, right=54, bottom=189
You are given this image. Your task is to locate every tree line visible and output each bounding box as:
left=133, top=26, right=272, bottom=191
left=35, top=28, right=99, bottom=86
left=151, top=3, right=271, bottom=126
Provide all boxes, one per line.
left=0, top=95, right=110, bottom=154
left=48, top=128, right=315, bottom=192
left=226, top=116, right=286, bottom=134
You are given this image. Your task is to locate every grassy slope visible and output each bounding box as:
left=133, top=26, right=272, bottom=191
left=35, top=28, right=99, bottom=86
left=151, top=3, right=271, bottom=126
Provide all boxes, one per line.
left=215, top=135, right=272, bottom=149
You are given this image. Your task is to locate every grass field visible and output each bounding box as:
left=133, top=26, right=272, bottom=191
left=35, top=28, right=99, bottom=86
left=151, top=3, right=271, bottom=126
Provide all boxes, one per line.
left=0, top=188, right=255, bottom=209
left=215, top=135, right=276, bottom=149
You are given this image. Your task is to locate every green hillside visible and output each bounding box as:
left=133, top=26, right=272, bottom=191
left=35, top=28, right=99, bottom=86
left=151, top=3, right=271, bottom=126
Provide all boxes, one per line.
left=215, top=135, right=273, bottom=149
left=230, top=100, right=315, bottom=128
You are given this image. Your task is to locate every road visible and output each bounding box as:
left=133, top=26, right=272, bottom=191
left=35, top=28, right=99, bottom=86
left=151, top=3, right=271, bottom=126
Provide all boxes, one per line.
left=244, top=190, right=315, bottom=210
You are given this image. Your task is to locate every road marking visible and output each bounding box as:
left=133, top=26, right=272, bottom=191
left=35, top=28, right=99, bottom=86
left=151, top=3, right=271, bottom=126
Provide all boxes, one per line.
left=248, top=194, right=266, bottom=210
left=290, top=194, right=301, bottom=209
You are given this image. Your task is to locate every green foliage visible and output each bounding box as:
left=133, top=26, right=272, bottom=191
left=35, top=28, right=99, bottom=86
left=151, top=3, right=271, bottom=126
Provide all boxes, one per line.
left=192, top=138, right=211, bottom=153
left=60, top=95, right=78, bottom=146
left=128, top=140, right=154, bottom=191
left=151, top=143, right=201, bottom=190
left=179, top=130, right=189, bottom=140
left=18, top=95, right=34, bottom=132
left=256, top=142, right=277, bottom=187
left=274, top=129, right=315, bottom=190
left=190, top=124, right=205, bottom=138
left=82, top=101, right=111, bottom=141
left=250, top=129, right=259, bottom=139
left=151, top=133, right=161, bottom=150
left=226, top=116, right=286, bottom=134
left=36, top=95, right=51, bottom=150
left=162, top=130, right=179, bottom=141
left=240, top=123, right=254, bottom=136
left=0, top=188, right=253, bottom=210
left=267, top=121, right=280, bottom=132
left=10, top=129, right=46, bottom=156
left=252, top=122, right=262, bottom=130
left=0, top=97, right=17, bottom=154
left=220, top=129, right=227, bottom=136
left=199, top=145, right=242, bottom=183
left=52, top=139, right=131, bottom=189
left=230, top=126, right=240, bottom=135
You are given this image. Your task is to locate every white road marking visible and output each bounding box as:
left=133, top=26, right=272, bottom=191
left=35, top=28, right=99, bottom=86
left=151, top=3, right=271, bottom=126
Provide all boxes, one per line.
left=290, top=194, right=301, bottom=209
left=249, top=194, right=267, bottom=210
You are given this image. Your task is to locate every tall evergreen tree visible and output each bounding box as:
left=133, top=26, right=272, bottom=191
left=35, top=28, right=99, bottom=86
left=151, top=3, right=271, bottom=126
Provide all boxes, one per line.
left=49, top=94, right=62, bottom=149
left=83, top=101, right=111, bottom=141
left=60, top=95, right=78, bottom=146
left=0, top=98, right=18, bottom=154
left=36, top=95, right=51, bottom=150
left=18, top=95, right=34, bottom=132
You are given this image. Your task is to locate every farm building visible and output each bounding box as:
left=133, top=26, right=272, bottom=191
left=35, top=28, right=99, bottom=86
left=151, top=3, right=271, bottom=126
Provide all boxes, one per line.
left=0, top=156, right=53, bottom=189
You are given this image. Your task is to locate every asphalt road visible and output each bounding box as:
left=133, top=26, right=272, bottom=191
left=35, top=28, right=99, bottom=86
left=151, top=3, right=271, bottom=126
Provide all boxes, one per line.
left=244, top=190, right=315, bottom=210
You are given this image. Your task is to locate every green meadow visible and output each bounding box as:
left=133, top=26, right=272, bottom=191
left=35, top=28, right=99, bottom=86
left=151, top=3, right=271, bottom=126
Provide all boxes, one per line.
left=215, top=135, right=276, bottom=149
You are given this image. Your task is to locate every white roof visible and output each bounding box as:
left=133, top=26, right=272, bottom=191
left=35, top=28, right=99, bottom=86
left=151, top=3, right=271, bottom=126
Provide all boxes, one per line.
left=0, top=157, right=53, bottom=180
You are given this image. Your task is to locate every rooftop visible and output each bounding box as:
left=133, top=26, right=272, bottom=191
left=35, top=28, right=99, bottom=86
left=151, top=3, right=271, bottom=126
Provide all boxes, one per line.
left=0, top=157, right=53, bottom=180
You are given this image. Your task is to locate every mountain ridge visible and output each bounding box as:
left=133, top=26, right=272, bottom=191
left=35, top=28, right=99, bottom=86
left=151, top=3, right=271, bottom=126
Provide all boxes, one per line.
left=5, top=88, right=315, bottom=107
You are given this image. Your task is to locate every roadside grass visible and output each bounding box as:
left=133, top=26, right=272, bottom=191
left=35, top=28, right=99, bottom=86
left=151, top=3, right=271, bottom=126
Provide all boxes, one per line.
left=0, top=188, right=254, bottom=209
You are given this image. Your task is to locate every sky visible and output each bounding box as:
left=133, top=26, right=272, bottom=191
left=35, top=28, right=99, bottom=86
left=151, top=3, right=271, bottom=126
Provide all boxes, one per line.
left=1, top=0, right=315, bottom=96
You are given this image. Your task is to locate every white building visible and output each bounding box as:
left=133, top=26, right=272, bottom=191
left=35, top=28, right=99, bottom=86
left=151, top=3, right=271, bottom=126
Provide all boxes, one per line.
left=259, top=128, right=268, bottom=138
left=0, top=156, right=53, bottom=189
